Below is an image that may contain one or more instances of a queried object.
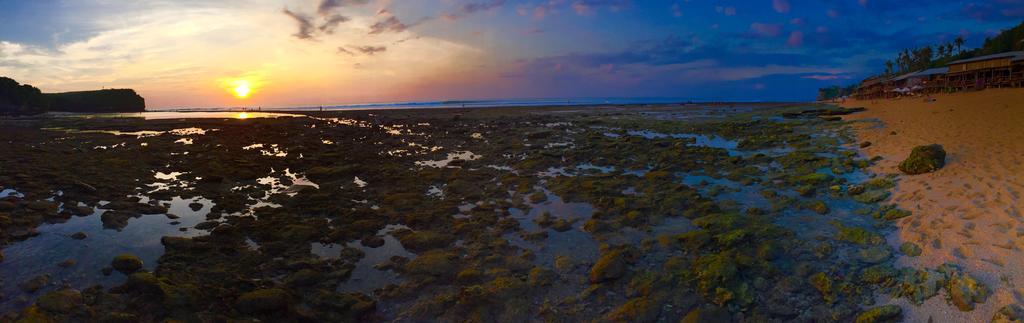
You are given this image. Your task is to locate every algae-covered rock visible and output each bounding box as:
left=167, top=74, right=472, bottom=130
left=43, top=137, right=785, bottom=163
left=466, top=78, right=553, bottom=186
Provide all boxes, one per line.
left=605, top=297, right=662, bottom=323
left=404, top=250, right=457, bottom=277
left=898, top=144, right=945, bottom=175
left=855, top=305, right=902, bottom=323
left=860, top=265, right=897, bottom=285
left=111, top=254, right=143, bottom=274
left=836, top=225, right=885, bottom=245
left=681, top=306, right=731, bottom=323
left=589, top=249, right=627, bottom=283
left=807, top=200, right=830, bottom=215
left=900, top=242, right=922, bottom=257
left=236, top=288, right=291, bottom=313
left=397, top=230, right=455, bottom=252
left=19, top=274, right=49, bottom=293
left=854, top=190, right=891, bottom=204
left=939, top=264, right=991, bottom=311
left=528, top=267, right=555, bottom=287
left=881, top=208, right=912, bottom=221
left=993, top=304, right=1024, bottom=323
left=858, top=246, right=893, bottom=264
left=36, top=289, right=84, bottom=314
left=809, top=272, right=833, bottom=301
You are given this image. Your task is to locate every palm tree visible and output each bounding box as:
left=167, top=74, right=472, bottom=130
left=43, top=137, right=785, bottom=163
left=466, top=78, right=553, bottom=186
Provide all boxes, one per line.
left=885, top=60, right=894, bottom=75
left=955, top=36, right=965, bottom=54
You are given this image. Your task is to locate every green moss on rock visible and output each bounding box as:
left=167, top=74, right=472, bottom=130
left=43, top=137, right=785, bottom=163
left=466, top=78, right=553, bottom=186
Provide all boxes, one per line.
left=236, top=288, right=291, bottom=313
left=110, top=254, right=143, bottom=274
left=898, top=144, right=946, bottom=175
left=855, top=305, right=902, bottom=323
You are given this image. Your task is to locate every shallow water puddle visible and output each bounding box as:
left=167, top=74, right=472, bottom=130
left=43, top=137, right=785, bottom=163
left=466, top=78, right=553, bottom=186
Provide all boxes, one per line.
left=0, top=196, right=214, bottom=313
left=43, top=127, right=217, bottom=140
left=0, top=188, right=23, bottom=198
left=415, top=151, right=481, bottom=168
left=311, top=224, right=415, bottom=294
left=682, top=174, right=771, bottom=210
left=506, top=190, right=599, bottom=267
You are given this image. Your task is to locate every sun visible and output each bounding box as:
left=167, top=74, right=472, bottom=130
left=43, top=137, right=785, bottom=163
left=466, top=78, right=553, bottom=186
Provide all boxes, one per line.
left=232, top=81, right=252, bottom=99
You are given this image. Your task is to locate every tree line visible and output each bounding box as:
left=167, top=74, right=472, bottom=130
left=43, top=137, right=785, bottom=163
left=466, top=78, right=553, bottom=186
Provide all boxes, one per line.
left=817, top=20, right=1024, bottom=100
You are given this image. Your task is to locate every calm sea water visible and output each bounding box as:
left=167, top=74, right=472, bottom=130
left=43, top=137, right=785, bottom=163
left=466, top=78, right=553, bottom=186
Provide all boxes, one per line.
left=153, top=97, right=761, bottom=112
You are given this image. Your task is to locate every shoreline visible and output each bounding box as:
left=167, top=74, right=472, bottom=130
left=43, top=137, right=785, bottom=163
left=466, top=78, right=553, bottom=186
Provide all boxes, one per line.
left=842, top=88, right=1024, bottom=321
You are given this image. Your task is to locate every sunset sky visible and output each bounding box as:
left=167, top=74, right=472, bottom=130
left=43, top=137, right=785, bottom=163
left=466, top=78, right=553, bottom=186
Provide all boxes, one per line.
left=0, top=0, right=1021, bottom=108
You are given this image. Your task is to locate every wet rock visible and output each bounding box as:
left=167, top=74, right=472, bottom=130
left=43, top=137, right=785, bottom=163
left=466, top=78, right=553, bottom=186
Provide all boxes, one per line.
left=285, top=269, right=321, bottom=287
left=809, top=272, right=833, bottom=301
left=58, top=259, right=77, bottom=268
left=836, top=225, right=885, bottom=245
left=855, top=305, right=901, bottom=323
left=860, top=265, right=897, bottom=285
left=528, top=192, right=547, bottom=203
left=100, top=210, right=141, bottom=230
left=847, top=185, right=866, bottom=195
left=853, top=190, right=890, bottom=204
left=881, top=208, right=912, bottom=221
left=36, top=289, right=83, bottom=314
left=589, top=249, right=627, bottom=283
left=0, top=201, right=14, bottom=211
left=27, top=200, right=58, bottom=213
left=72, top=180, right=97, bottom=193
left=111, top=254, right=143, bottom=274
left=807, top=200, right=829, bottom=215
left=404, top=250, right=457, bottom=277
left=528, top=267, right=555, bottom=287
left=396, top=230, right=455, bottom=252
left=70, top=232, right=87, bottom=240
left=900, top=242, right=922, bottom=257
left=19, top=275, right=49, bottom=293
left=236, top=288, right=292, bottom=313
left=188, top=202, right=204, bottom=211
left=194, top=221, right=219, bottom=230
left=858, top=246, right=892, bottom=264
left=550, top=219, right=573, bottom=232
left=682, top=306, right=731, bottom=323
left=993, top=304, right=1024, bottom=323
left=606, top=297, right=662, bottom=323
left=534, top=212, right=554, bottom=227
left=67, top=205, right=93, bottom=216
left=361, top=235, right=385, bottom=248
left=939, top=264, right=991, bottom=311
left=898, top=144, right=946, bottom=175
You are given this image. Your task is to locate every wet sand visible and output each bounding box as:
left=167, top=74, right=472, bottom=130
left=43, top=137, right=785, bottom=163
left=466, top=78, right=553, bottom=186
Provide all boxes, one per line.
left=843, top=89, right=1024, bottom=322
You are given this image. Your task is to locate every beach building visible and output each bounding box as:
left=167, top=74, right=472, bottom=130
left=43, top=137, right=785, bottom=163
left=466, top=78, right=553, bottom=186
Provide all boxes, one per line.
left=854, top=76, right=889, bottom=100
left=945, top=51, right=1024, bottom=90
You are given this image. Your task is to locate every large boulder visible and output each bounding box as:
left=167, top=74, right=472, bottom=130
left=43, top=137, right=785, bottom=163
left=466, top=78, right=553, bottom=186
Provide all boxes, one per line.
left=898, top=144, right=946, bottom=175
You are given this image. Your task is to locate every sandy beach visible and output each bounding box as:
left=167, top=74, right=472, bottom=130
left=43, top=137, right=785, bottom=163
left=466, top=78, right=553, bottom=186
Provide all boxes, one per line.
left=843, top=89, right=1024, bottom=321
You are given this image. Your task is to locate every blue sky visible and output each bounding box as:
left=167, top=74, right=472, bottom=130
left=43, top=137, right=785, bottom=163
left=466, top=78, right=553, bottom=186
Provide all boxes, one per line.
left=0, top=0, right=1022, bottom=107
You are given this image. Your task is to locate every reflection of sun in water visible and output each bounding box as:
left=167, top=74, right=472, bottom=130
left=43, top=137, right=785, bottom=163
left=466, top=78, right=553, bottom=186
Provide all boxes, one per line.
left=237, top=112, right=250, bottom=119
left=233, top=81, right=252, bottom=99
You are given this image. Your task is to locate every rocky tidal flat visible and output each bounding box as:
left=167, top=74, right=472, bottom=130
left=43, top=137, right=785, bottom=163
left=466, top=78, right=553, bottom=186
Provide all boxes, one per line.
left=0, top=104, right=997, bottom=322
